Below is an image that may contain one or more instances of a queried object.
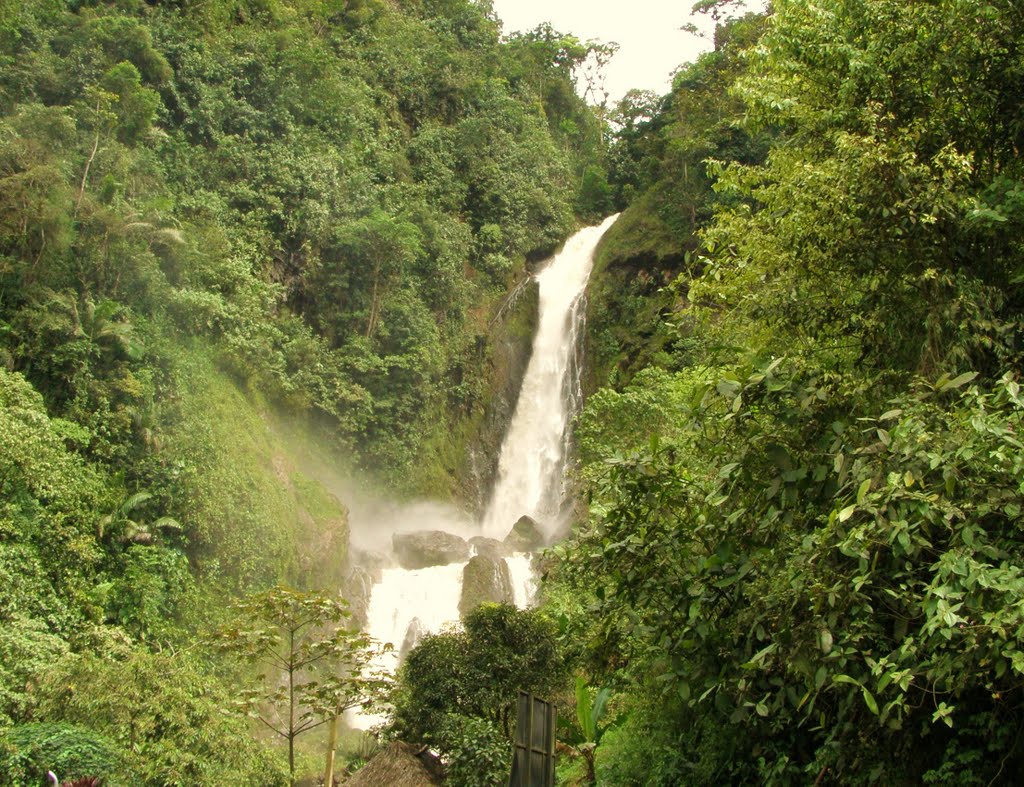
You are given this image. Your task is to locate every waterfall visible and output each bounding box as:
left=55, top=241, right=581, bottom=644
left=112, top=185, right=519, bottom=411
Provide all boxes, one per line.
left=505, top=553, right=538, bottom=607
left=365, top=562, right=467, bottom=671
left=349, top=216, right=618, bottom=729
left=482, top=213, right=619, bottom=540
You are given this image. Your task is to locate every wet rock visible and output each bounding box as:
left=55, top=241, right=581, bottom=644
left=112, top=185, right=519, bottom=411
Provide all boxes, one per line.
left=400, top=618, right=426, bottom=662
left=459, top=554, right=514, bottom=617
left=352, top=549, right=391, bottom=584
left=503, top=515, right=545, bottom=552
left=462, top=279, right=540, bottom=512
left=468, top=536, right=507, bottom=559
left=344, top=566, right=376, bottom=631
left=392, top=530, right=470, bottom=570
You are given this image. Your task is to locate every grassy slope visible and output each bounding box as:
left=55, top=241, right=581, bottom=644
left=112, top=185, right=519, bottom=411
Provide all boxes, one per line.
left=166, top=342, right=349, bottom=590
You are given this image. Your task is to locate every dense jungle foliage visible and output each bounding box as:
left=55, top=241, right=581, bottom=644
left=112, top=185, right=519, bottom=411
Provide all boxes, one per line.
left=560, top=0, right=1024, bottom=783
left=4, top=0, right=1024, bottom=784
left=0, top=0, right=606, bottom=782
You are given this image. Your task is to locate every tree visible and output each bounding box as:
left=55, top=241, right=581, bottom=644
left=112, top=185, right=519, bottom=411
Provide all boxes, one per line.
left=575, top=165, right=614, bottom=222
left=315, top=211, right=422, bottom=342
left=560, top=1, right=1024, bottom=780
left=388, top=604, right=567, bottom=786
left=35, top=646, right=287, bottom=785
left=0, top=367, right=105, bottom=606
left=390, top=604, right=567, bottom=742
left=214, top=586, right=389, bottom=785
left=0, top=722, right=122, bottom=785
left=99, top=62, right=160, bottom=145
left=702, top=0, right=1024, bottom=375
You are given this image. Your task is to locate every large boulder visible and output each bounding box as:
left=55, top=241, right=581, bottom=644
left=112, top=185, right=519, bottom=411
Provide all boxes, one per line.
left=502, top=515, right=545, bottom=552
left=459, top=554, right=515, bottom=617
left=392, top=530, right=470, bottom=570
left=468, top=536, right=507, bottom=560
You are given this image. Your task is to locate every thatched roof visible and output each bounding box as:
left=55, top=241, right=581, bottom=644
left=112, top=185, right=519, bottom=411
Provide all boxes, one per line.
left=344, top=741, right=443, bottom=786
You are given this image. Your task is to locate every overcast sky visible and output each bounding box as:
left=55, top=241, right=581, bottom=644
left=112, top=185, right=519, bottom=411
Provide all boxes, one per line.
left=489, top=1, right=758, bottom=103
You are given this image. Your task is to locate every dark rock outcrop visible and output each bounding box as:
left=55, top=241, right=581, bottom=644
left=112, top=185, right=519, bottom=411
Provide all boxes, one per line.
left=392, top=530, right=470, bottom=570
left=352, top=549, right=391, bottom=582
left=468, top=536, right=507, bottom=559
left=459, top=554, right=514, bottom=617
left=462, top=278, right=540, bottom=513
left=503, top=514, right=545, bottom=552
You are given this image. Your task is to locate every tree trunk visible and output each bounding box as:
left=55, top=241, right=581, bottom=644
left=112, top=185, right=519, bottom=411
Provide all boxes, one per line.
left=324, top=715, right=339, bottom=787
left=75, top=129, right=100, bottom=217
left=289, top=631, right=296, bottom=786
left=288, top=732, right=296, bottom=787
left=581, top=744, right=596, bottom=785
left=366, top=259, right=381, bottom=338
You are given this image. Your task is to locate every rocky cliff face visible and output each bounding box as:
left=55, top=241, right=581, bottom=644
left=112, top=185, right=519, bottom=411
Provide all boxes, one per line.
left=459, top=277, right=540, bottom=514
left=582, top=200, right=691, bottom=397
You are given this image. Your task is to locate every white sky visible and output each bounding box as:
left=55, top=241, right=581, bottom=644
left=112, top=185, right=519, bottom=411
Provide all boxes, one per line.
left=489, top=1, right=758, bottom=103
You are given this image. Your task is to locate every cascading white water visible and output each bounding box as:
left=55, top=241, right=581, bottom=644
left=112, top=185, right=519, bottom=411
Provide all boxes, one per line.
left=361, top=550, right=539, bottom=674
left=365, top=562, right=467, bottom=671
left=350, top=561, right=465, bottom=729
left=482, top=213, right=620, bottom=540
left=505, top=553, right=537, bottom=607
left=350, top=216, right=619, bottom=730
left=349, top=549, right=537, bottom=730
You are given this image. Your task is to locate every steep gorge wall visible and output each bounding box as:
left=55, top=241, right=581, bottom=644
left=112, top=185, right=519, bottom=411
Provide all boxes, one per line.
left=582, top=197, right=692, bottom=396
left=454, top=278, right=540, bottom=514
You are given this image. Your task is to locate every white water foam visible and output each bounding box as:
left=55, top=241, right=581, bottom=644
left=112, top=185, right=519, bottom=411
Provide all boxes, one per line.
left=506, top=553, right=537, bottom=608
left=482, top=214, right=620, bottom=540
left=350, top=561, right=465, bottom=729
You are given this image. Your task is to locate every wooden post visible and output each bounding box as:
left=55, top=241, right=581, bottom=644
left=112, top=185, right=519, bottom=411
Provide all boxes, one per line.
left=509, top=691, right=556, bottom=787
left=547, top=701, right=556, bottom=784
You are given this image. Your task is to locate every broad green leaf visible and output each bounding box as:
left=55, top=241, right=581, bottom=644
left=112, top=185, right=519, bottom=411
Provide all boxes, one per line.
left=861, top=687, right=879, bottom=715
left=575, top=676, right=596, bottom=741
left=717, top=379, right=740, bottom=398
left=940, top=371, right=978, bottom=391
